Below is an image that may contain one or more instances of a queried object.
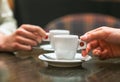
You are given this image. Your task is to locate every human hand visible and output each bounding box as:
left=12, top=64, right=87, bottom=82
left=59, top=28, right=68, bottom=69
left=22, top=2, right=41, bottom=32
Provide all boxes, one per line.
left=0, top=24, right=47, bottom=51
left=80, top=26, right=120, bottom=59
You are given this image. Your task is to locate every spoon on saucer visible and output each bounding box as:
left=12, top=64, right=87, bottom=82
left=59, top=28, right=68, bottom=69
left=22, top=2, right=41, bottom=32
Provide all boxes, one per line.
left=42, top=54, right=56, bottom=60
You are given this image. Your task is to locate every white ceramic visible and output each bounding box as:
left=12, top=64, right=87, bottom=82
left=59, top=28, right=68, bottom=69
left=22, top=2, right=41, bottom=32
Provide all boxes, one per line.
left=38, top=53, right=92, bottom=67
left=54, top=35, right=86, bottom=60
left=43, top=30, right=70, bottom=49
left=40, top=44, right=83, bottom=51
left=40, top=44, right=54, bottom=51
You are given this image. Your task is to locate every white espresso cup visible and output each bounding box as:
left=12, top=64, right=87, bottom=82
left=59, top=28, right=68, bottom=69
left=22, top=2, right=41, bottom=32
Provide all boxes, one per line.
left=43, top=30, right=70, bottom=49
left=54, top=35, right=86, bottom=60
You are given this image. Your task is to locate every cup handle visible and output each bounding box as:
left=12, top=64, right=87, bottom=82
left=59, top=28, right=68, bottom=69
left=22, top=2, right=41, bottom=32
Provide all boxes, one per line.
left=78, top=39, right=87, bottom=50
left=42, top=32, right=50, bottom=41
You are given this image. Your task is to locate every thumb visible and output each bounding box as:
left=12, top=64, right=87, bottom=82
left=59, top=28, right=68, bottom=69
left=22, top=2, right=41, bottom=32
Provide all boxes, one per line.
left=80, top=30, right=107, bottom=42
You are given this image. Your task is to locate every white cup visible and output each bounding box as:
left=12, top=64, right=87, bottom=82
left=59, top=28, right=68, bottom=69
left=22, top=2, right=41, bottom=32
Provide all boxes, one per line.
left=43, top=30, right=70, bottom=49
left=54, top=35, right=86, bottom=60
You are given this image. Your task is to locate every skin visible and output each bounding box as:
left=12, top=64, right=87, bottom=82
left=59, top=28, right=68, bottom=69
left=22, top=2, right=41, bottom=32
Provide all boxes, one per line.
left=80, top=26, right=120, bottom=59
left=0, top=24, right=47, bottom=51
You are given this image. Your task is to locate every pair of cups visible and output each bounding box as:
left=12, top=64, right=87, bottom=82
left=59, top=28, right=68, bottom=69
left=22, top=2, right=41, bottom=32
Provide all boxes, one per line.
left=44, top=30, right=86, bottom=60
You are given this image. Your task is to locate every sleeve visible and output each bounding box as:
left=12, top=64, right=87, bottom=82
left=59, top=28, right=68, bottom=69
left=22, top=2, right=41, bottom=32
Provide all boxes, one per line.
left=0, top=0, right=17, bottom=35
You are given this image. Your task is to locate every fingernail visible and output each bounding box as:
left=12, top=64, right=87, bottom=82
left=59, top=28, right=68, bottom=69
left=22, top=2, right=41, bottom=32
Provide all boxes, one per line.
left=37, top=37, right=42, bottom=43
left=95, top=52, right=100, bottom=56
left=28, top=45, right=32, bottom=50
left=45, top=35, right=48, bottom=39
left=80, top=34, right=88, bottom=40
left=82, top=49, right=87, bottom=57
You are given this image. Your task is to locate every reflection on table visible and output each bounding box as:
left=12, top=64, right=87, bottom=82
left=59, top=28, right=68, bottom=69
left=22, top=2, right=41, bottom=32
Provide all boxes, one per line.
left=0, top=48, right=120, bottom=82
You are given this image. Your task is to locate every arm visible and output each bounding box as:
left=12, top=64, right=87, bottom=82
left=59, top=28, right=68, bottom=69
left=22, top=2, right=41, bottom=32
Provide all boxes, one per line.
left=0, top=0, right=17, bottom=35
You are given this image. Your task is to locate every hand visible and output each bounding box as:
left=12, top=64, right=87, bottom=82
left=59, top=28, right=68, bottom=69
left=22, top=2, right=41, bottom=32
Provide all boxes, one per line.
left=80, top=26, right=120, bottom=59
left=0, top=24, right=47, bottom=51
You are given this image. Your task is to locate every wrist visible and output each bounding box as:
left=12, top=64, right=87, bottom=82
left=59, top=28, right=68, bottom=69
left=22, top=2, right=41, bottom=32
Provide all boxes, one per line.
left=0, top=34, right=7, bottom=51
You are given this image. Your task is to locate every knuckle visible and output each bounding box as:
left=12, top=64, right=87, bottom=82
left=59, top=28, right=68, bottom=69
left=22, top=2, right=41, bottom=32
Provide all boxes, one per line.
left=99, top=26, right=110, bottom=30
left=16, top=29, right=24, bottom=35
left=12, top=43, right=19, bottom=49
left=20, top=24, right=27, bottom=28
left=14, top=36, right=20, bottom=42
left=100, top=27, right=110, bottom=35
left=31, top=41, right=38, bottom=46
left=99, top=26, right=106, bottom=30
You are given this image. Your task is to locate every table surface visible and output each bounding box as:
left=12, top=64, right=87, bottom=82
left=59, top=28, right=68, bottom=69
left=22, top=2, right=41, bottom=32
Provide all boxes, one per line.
left=0, top=48, right=120, bottom=82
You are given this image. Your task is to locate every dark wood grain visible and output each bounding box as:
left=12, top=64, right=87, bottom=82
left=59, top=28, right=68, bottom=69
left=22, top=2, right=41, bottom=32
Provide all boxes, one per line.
left=0, top=49, right=120, bottom=82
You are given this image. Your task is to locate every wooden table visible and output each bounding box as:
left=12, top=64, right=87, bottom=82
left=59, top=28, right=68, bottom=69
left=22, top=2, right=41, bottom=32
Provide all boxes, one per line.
left=0, top=49, right=120, bottom=82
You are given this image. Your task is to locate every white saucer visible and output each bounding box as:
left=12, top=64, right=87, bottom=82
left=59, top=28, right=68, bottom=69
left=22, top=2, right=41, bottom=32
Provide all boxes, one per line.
left=40, top=44, right=54, bottom=51
left=40, top=44, right=82, bottom=51
left=38, top=53, right=92, bottom=67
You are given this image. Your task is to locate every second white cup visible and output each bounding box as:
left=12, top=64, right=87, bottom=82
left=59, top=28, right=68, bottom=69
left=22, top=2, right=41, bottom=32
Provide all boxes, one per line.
left=44, top=30, right=70, bottom=49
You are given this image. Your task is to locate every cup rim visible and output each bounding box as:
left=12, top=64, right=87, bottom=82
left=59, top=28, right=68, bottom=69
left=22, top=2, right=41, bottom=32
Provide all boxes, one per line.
left=49, top=30, right=70, bottom=33
left=54, top=35, right=78, bottom=38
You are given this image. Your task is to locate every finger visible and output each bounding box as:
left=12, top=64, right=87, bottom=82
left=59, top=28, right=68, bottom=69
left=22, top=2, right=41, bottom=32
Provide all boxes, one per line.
left=13, top=43, right=32, bottom=51
left=33, top=32, right=43, bottom=43
left=15, top=36, right=38, bottom=46
left=81, top=44, right=91, bottom=57
left=93, top=48, right=109, bottom=60
left=99, top=49, right=110, bottom=59
left=81, top=49, right=88, bottom=57
left=20, top=24, right=47, bottom=38
left=16, top=28, right=38, bottom=41
left=85, top=27, right=105, bottom=34
left=80, top=27, right=109, bottom=42
left=88, top=40, right=99, bottom=49
left=93, top=47, right=102, bottom=56
left=81, top=40, right=98, bottom=56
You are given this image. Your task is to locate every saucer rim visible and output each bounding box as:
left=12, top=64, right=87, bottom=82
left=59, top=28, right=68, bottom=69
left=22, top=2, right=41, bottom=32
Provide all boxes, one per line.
left=38, top=53, right=92, bottom=67
left=38, top=53, right=91, bottom=63
left=40, top=44, right=81, bottom=51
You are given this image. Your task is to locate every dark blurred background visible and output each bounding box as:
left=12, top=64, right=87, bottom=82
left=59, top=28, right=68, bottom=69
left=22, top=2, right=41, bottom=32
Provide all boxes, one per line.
left=14, top=0, right=120, bottom=28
